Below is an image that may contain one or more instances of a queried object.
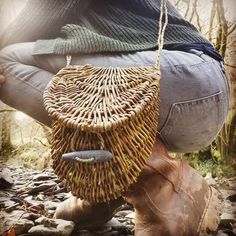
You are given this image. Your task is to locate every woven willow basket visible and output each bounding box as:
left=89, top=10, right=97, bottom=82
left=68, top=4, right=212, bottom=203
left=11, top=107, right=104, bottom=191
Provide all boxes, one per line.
left=44, top=0, right=168, bottom=203
left=44, top=65, right=161, bottom=202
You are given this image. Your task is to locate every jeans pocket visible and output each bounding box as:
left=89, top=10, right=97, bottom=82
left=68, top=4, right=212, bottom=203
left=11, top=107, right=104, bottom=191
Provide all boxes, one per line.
left=159, top=91, right=226, bottom=152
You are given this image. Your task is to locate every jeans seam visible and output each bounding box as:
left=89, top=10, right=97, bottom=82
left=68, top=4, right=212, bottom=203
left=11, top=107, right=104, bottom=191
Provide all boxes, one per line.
left=215, top=60, right=230, bottom=101
left=3, top=66, right=46, bottom=94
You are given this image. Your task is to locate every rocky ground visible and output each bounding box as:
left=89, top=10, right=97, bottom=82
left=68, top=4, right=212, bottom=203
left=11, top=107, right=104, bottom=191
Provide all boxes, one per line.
left=0, top=162, right=235, bottom=236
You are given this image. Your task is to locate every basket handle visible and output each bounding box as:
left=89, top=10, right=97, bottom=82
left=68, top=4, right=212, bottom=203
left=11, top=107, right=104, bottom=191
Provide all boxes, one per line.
left=155, top=0, right=168, bottom=68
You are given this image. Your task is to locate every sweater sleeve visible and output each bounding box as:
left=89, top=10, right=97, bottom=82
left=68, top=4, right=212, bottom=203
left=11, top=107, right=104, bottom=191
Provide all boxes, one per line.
left=0, top=0, right=81, bottom=49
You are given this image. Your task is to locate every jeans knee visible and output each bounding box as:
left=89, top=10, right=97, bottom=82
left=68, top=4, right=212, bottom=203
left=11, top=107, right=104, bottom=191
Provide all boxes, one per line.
left=0, top=42, right=35, bottom=65
left=0, top=44, right=17, bottom=64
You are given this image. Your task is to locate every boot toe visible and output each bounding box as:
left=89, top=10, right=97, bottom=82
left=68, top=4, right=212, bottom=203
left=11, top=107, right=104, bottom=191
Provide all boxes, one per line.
left=198, top=186, right=223, bottom=235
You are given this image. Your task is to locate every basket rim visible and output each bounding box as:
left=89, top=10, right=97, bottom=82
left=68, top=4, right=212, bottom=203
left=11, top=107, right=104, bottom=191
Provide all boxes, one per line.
left=44, top=64, right=161, bottom=132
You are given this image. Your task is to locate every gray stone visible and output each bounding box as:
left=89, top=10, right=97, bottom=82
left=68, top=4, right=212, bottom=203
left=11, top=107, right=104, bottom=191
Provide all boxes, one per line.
left=35, top=216, right=56, bottom=225
left=125, top=212, right=135, bottom=219
left=27, top=182, right=57, bottom=194
left=56, top=219, right=75, bottom=236
left=55, top=192, right=71, bottom=200
left=105, top=218, right=125, bottom=230
left=15, top=180, right=25, bottom=185
left=0, top=198, right=15, bottom=208
left=48, top=209, right=56, bottom=216
left=44, top=200, right=59, bottom=210
left=205, top=172, right=217, bottom=186
left=2, top=214, right=34, bottom=235
left=116, top=217, right=127, bottom=223
left=220, top=212, right=235, bottom=223
left=217, top=231, right=228, bottom=236
left=124, top=224, right=134, bottom=231
left=32, top=173, right=52, bottom=181
left=35, top=193, right=45, bottom=201
left=0, top=168, right=14, bottom=188
left=22, top=212, right=41, bottom=221
left=114, top=210, right=133, bottom=218
left=28, top=225, right=61, bottom=235
left=14, top=219, right=34, bottom=235
left=30, top=217, right=74, bottom=236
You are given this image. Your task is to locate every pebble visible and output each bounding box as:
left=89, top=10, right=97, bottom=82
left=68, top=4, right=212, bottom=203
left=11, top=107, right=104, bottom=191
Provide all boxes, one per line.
left=28, top=217, right=75, bottom=236
left=105, top=218, right=125, bottom=230
left=221, top=213, right=235, bottom=224
left=125, top=212, right=135, bottom=219
left=44, top=200, right=60, bottom=210
left=32, top=173, right=53, bottom=181
left=26, top=182, right=57, bottom=194
left=28, top=225, right=62, bottom=236
left=0, top=167, right=14, bottom=188
left=115, top=210, right=133, bottom=218
left=14, top=219, right=35, bottom=235
left=22, top=212, right=41, bottom=221
left=205, top=172, right=214, bottom=182
left=1, top=212, right=34, bottom=235
left=116, top=218, right=127, bottom=223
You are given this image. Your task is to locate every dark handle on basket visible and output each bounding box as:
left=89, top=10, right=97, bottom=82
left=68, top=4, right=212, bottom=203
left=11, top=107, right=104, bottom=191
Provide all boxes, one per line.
left=62, top=150, right=113, bottom=163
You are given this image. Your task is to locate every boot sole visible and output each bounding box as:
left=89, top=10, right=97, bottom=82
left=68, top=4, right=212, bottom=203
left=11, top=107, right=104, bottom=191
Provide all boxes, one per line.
left=198, top=186, right=223, bottom=235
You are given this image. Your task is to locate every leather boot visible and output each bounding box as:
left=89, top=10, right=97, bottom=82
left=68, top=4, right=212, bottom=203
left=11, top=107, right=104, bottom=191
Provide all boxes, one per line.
left=54, top=196, right=124, bottom=229
left=125, top=140, right=222, bottom=236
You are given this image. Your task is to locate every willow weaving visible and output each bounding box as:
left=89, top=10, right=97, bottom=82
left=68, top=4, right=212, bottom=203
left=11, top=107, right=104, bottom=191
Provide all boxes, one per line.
left=44, top=65, right=160, bottom=202
left=44, top=0, right=167, bottom=203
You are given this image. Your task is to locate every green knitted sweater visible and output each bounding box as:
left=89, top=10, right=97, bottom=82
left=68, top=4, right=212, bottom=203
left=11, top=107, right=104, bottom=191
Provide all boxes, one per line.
left=0, top=0, right=210, bottom=55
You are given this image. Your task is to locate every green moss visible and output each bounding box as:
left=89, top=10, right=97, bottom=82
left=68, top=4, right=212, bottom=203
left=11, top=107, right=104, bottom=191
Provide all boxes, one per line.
left=1, top=142, right=51, bottom=170
left=181, top=147, right=236, bottom=178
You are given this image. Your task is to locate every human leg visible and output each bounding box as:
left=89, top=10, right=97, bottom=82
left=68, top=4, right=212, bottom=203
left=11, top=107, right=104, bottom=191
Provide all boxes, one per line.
left=0, top=43, right=53, bottom=126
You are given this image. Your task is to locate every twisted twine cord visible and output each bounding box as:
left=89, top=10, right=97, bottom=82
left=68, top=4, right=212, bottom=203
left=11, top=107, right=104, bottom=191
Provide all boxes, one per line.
left=156, top=0, right=168, bottom=68
left=66, top=55, right=72, bottom=66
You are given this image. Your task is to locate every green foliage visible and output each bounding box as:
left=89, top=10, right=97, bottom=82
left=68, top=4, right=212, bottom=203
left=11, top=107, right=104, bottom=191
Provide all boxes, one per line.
left=1, top=142, right=51, bottom=170
left=182, top=145, right=236, bottom=178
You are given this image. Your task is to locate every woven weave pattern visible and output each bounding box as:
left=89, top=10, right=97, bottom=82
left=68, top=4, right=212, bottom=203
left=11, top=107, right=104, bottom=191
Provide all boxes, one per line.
left=44, top=65, right=161, bottom=202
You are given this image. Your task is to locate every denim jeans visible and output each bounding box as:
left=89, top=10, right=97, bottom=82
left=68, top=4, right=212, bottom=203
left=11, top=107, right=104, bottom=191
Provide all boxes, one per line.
left=0, top=42, right=229, bottom=152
